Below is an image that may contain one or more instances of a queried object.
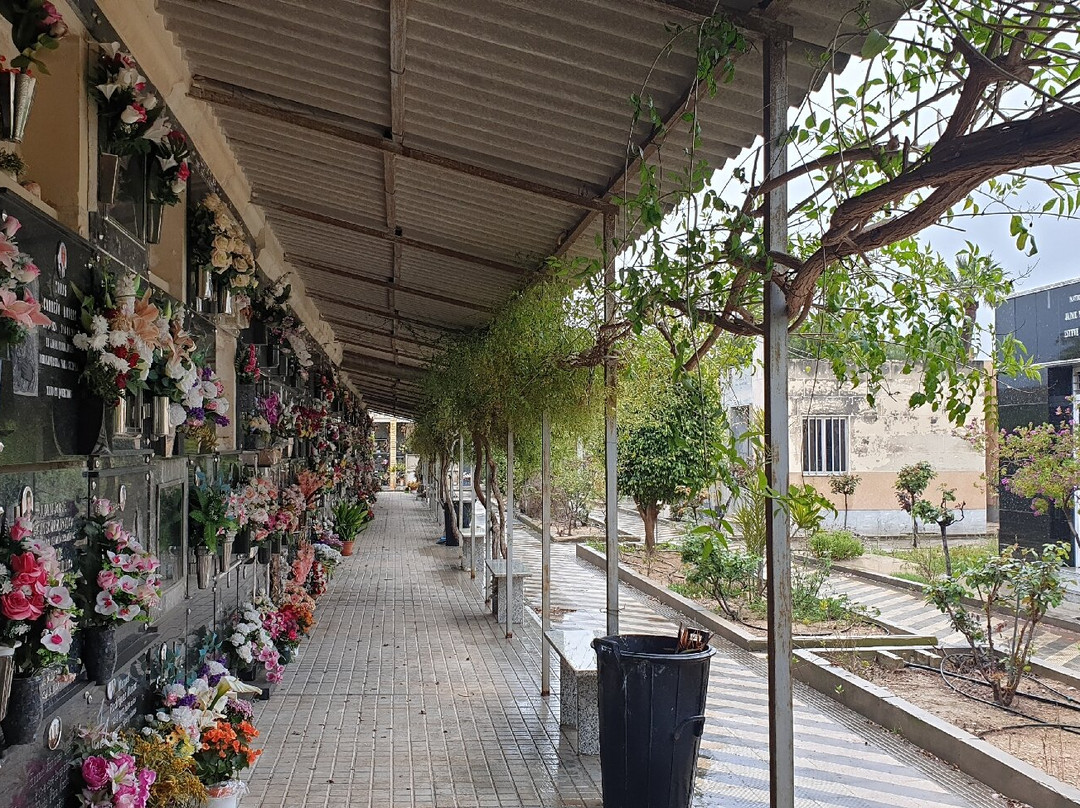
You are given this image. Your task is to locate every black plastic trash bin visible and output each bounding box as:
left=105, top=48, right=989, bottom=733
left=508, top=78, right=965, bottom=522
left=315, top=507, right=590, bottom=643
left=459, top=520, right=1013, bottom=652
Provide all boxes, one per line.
left=592, top=634, right=715, bottom=808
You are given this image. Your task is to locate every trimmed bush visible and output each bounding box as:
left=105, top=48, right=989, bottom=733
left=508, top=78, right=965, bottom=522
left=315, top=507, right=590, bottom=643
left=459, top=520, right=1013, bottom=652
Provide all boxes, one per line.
left=808, top=529, right=864, bottom=560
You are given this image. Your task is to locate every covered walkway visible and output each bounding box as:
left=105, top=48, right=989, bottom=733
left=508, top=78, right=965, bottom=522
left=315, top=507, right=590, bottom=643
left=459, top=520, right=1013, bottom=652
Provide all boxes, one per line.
left=244, top=492, right=1003, bottom=807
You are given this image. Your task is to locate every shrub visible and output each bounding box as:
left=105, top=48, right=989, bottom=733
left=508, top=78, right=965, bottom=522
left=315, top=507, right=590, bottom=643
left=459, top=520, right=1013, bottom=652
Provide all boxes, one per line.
left=681, top=536, right=761, bottom=621
left=808, top=529, right=864, bottom=560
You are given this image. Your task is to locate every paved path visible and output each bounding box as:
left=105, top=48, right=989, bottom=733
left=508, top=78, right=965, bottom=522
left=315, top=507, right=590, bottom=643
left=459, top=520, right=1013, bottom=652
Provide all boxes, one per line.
left=248, top=492, right=1002, bottom=807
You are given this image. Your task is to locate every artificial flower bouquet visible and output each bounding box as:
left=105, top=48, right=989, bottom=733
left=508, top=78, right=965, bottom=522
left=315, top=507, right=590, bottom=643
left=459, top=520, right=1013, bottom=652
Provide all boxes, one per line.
left=0, top=516, right=80, bottom=674
left=82, top=498, right=162, bottom=625
left=147, top=129, right=191, bottom=206
left=226, top=600, right=284, bottom=683
left=0, top=214, right=50, bottom=348
left=0, top=0, right=68, bottom=75
left=74, top=726, right=157, bottom=808
left=189, top=479, right=237, bottom=553
left=234, top=342, right=262, bottom=384
left=73, top=271, right=167, bottom=405
left=189, top=193, right=257, bottom=294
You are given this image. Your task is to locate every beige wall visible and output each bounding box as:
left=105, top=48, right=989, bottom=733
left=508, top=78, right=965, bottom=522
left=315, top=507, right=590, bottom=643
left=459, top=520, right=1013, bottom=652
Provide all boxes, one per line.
left=736, top=358, right=990, bottom=535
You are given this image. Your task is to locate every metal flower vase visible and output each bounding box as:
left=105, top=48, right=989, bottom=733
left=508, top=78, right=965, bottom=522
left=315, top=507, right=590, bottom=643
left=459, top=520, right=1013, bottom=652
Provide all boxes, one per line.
left=0, top=72, right=36, bottom=143
left=1, top=674, right=44, bottom=745
left=146, top=199, right=164, bottom=244
left=98, top=153, right=129, bottom=204
left=0, top=646, right=14, bottom=721
left=195, top=546, right=213, bottom=589
left=81, top=626, right=117, bottom=685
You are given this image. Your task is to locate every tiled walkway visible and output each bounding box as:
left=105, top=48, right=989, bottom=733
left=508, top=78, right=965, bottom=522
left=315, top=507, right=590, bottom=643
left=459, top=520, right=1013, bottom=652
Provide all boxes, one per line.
left=244, top=492, right=1007, bottom=807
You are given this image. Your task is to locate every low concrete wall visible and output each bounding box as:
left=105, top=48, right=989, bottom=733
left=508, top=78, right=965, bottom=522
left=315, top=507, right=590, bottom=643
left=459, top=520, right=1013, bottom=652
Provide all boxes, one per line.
left=793, top=649, right=1080, bottom=808
left=574, top=544, right=936, bottom=651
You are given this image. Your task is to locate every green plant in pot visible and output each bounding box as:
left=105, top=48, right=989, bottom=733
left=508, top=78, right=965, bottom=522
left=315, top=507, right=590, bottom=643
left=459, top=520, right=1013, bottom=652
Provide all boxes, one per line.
left=332, top=501, right=371, bottom=557
left=189, top=478, right=236, bottom=587
left=79, top=497, right=163, bottom=684
left=0, top=514, right=81, bottom=744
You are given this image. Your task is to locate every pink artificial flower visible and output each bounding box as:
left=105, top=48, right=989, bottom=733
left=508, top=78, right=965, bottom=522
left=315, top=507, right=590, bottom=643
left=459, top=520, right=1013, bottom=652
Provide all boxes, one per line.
left=98, top=569, right=119, bottom=592
left=81, top=756, right=110, bottom=791
left=9, top=516, right=32, bottom=543
left=41, top=2, right=62, bottom=25
left=10, top=259, right=39, bottom=283
left=0, top=236, right=17, bottom=269
left=2, top=215, right=20, bottom=238
left=41, top=627, right=71, bottom=654
left=0, top=289, right=52, bottom=329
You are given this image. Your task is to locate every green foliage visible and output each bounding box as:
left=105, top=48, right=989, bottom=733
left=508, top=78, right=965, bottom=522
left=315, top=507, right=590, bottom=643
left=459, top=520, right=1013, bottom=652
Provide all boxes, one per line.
left=552, top=449, right=600, bottom=536
left=999, top=416, right=1080, bottom=538
left=786, top=483, right=837, bottom=538
left=333, top=500, right=371, bottom=542
left=888, top=539, right=996, bottom=584
left=0, top=0, right=66, bottom=74
left=925, top=543, right=1068, bottom=706
left=808, top=529, right=864, bottom=561
left=895, top=462, right=935, bottom=547
left=189, top=479, right=235, bottom=552
left=829, top=472, right=861, bottom=528
left=0, top=149, right=25, bottom=178
left=681, top=536, right=760, bottom=621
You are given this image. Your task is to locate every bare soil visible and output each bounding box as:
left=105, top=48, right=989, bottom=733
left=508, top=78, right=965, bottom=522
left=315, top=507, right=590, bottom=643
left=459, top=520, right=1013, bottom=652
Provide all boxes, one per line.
left=830, top=654, right=1080, bottom=790
left=617, top=547, right=882, bottom=637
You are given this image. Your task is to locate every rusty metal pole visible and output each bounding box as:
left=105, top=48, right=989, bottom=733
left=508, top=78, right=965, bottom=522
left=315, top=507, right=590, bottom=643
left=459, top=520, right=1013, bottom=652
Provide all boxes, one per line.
left=505, top=428, right=515, bottom=639
left=457, top=432, right=464, bottom=566
left=603, top=210, right=619, bottom=636
left=541, top=411, right=551, bottom=695
left=763, top=34, right=794, bottom=808
left=484, top=460, right=491, bottom=598
left=470, top=446, right=477, bottom=580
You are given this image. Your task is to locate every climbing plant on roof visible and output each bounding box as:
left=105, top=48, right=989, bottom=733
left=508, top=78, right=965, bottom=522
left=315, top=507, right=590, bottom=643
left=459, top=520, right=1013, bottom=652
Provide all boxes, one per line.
left=415, top=278, right=599, bottom=552
left=556, top=0, right=1079, bottom=425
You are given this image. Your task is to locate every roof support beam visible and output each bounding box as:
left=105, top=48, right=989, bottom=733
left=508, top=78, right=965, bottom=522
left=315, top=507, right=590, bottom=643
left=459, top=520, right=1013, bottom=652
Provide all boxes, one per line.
left=341, top=355, right=426, bottom=381
left=634, top=0, right=793, bottom=39
left=260, top=198, right=530, bottom=278
left=307, top=292, right=463, bottom=333
left=295, top=258, right=494, bottom=314
left=188, top=79, right=616, bottom=214
left=346, top=342, right=430, bottom=364
left=324, top=319, right=441, bottom=350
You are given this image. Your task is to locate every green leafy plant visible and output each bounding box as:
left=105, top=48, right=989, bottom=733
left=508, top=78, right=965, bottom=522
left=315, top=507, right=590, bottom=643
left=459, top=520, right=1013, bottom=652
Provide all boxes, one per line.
left=332, top=500, right=371, bottom=543
left=0, top=149, right=25, bottom=178
left=808, top=529, right=864, bottom=561
left=828, top=473, right=861, bottom=529
left=925, top=543, right=1068, bottom=707
left=913, top=486, right=964, bottom=576
left=189, top=479, right=235, bottom=552
left=681, top=536, right=760, bottom=621
left=895, top=462, right=935, bottom=548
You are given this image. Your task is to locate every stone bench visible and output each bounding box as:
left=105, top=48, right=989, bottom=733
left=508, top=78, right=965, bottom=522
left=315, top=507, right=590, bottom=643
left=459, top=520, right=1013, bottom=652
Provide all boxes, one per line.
left=485, top=559, right=529, bottom=625
left=545, top=627, right=602, bottom=755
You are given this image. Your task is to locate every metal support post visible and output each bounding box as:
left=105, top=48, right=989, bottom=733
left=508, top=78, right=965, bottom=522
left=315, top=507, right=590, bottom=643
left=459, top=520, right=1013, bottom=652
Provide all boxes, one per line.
left=484, top=460, right=491, bottom=598
left=457, top=433, right=464, bottom=561
left=603, top=210, right=619, bottom=637
left=541, top=411, right=551, bottom=696
left=470, top=443, right=478, bottom=580
left=505, top=428, right=515, bottom=639
left=763, top=34, right=794, bottom=808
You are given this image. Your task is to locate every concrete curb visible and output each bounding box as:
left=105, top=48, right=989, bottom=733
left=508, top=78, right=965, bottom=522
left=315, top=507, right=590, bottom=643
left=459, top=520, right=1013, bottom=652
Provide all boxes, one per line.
left=793, top=649, right=1080, bottom=808
left=574, top=543, right=937, bottom=652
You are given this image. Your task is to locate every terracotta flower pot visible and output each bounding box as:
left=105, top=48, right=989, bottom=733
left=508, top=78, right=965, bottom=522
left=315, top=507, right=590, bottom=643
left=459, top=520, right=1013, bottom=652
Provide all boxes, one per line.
left=341, top=540, right=355, bottom=556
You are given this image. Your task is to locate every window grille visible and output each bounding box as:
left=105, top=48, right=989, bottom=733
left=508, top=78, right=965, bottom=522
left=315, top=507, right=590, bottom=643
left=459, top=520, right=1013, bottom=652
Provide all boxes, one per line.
left=802, top=417, right=848, bottom=474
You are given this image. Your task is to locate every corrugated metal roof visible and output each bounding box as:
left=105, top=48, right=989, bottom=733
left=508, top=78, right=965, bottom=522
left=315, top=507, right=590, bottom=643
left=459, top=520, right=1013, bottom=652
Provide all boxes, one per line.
left=156, top=0, right=906, bottom=417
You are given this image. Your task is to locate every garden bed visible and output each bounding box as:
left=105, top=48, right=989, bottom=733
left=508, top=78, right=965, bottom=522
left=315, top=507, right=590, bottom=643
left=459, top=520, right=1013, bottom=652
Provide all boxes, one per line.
left=575, top=543, right=936, bottom=651
left=795, top=647, right=1080, bottom=808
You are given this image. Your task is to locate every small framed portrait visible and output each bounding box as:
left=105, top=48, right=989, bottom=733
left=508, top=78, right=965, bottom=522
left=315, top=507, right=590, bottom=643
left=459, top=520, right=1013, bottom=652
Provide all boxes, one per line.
left=56, top=241, right=68, bottom=279
left=19, top=486, right=33, bottom=519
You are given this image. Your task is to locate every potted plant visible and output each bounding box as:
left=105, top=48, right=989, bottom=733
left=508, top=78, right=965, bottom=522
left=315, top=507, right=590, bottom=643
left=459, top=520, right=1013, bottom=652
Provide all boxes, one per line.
left=0, top=148, right=24, bottom=179
left=0, top=515, right=80, bottom=744
left=189, top=479, right=236, bottom=586
left=332, top=501, right=370, bottom=557
left=0, top=0, right=68, bottom=142
left=79, top=498, right=162, bottom=683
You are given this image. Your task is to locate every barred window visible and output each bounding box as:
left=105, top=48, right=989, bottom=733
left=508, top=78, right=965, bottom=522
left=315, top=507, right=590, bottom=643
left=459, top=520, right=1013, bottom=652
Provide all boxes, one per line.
left=802, top=417, right=848, bottom=474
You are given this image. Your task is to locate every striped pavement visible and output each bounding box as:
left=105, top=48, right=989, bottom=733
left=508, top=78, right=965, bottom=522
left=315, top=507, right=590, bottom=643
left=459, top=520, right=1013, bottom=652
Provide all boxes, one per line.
left=477, top=504, right=1005, bottom=808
